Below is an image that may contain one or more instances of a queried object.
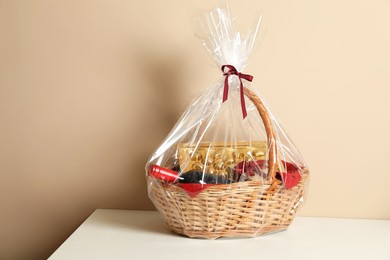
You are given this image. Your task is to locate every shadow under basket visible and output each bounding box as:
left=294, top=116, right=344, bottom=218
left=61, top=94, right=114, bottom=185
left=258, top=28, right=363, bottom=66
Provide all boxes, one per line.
left=150, top=171, right=309, bottom=239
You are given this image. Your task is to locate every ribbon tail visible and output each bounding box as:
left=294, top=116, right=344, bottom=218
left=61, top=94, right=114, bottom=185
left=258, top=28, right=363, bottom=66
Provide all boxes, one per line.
left=239, top=80, right=247, bottom=119
left=223, top=75, right=229, bottom=102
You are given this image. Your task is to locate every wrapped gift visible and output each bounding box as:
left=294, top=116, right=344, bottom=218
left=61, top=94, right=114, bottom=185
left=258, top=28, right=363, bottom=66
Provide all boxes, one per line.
left=145, top=5, right=310, bottom=239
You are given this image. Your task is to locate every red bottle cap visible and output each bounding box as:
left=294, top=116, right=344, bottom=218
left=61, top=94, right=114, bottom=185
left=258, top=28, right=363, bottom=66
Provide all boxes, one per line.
left=148, top=165, right=179, bottom=182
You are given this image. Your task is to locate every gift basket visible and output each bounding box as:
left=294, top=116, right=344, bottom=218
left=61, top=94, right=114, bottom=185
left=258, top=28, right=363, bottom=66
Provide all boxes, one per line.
left=145, top=5, right=309, bottom=239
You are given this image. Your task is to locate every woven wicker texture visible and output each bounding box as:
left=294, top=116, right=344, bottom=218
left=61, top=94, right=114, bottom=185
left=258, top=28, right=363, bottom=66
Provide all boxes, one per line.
left=150, top=171, right=308, bottom=239
left=149, top=86, right=309, bottom=238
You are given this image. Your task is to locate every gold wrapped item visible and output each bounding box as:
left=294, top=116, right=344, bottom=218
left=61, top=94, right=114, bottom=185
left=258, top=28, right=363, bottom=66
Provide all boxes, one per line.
left=177, top=141, right=267, bottom=180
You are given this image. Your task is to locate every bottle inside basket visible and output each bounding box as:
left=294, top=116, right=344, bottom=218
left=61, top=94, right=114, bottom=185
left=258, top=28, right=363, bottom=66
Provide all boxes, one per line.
left=149, top=164, right=231, bottom=184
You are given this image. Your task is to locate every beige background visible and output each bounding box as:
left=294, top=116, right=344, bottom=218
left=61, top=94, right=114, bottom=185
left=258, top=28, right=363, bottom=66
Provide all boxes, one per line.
left=1, top=0, right=390, bottom=259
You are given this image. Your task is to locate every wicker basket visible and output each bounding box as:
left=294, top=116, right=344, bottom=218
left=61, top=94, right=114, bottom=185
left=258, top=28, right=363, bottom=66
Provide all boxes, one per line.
left=149, top=87, right=309, bottom=239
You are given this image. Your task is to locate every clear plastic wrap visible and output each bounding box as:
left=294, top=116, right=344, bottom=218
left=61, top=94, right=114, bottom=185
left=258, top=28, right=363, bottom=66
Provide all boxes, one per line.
left=145, top=5, right=309, bottom=239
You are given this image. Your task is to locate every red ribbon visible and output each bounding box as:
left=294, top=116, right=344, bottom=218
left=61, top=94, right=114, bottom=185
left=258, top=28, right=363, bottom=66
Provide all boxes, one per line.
left=221, top=65, right=254, bottom=119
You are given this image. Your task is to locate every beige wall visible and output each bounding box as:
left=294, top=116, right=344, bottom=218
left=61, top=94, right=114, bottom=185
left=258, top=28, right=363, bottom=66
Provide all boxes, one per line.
left=1, top=0, right=390, bottom=259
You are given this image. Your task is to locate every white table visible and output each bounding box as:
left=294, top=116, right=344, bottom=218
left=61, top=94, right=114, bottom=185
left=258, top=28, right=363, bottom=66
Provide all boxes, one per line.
left=50, top=209, right=390, bottom=260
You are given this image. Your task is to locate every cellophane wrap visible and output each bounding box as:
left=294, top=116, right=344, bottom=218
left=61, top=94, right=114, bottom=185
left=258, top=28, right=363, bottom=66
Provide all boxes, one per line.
left=145, top=5, right=309, bottom=239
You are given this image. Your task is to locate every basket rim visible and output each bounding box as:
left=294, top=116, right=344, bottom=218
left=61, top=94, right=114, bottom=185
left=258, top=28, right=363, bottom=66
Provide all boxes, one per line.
left=150, top=168, right=309, bottom=195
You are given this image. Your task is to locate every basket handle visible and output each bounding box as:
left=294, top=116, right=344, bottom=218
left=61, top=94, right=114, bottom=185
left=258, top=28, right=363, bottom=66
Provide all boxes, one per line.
left=243, top=87, right=277, bottom=183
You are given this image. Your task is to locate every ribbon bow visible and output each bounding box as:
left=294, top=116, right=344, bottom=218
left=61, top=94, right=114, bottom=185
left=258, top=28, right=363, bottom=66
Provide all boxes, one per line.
left=221, top=65, right=253, bottom=119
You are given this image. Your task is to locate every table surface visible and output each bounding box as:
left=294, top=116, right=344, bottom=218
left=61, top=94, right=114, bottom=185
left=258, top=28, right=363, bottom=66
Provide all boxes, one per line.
left=49, top=209, right=390, bottom=260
